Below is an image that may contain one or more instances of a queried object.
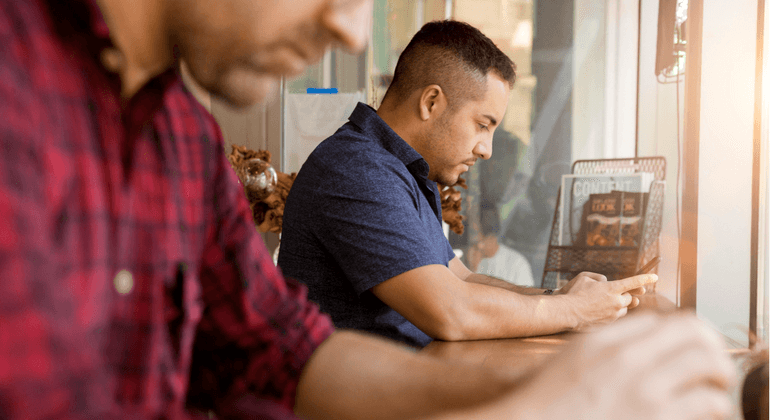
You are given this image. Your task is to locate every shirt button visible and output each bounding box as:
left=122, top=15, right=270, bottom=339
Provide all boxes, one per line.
left=114, top=269, right=134, bottom=295
left=100, top=48, right=124, bottom=73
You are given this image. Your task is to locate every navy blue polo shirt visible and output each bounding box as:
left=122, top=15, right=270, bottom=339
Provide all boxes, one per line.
left=278, top=102, right=455, bottom=348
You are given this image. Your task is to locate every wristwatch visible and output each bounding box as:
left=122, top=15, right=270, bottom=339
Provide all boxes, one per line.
left=543, top=289, right=555, bottom=295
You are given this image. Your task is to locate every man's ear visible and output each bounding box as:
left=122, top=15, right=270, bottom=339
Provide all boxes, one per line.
left=418, top=84, right=446, bottom=121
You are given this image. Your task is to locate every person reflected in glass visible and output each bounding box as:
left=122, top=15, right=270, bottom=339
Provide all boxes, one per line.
left=469, top=207, right=535, bottom=287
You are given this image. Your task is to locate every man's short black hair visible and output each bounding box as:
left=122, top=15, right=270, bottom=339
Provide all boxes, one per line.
left=383, top=20, right=516, bottom=110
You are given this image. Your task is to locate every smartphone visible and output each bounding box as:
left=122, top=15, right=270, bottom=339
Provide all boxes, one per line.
left=635, top=256, right=661, bottom=275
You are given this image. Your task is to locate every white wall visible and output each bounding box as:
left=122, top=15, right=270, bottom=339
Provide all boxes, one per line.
left=696, top=0, right=758, bottom=347
left=572, top=0, right=607, bottom=161
left=572, top=0, right=638, bottom=162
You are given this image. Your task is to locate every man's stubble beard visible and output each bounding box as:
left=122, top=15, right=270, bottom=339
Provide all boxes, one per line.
left=431, top=111, right=463, bottom=187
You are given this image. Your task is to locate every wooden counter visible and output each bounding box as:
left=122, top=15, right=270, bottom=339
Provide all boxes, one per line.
left=421, top=294, right=758, bottom=419
left=420, top=294, right=677, bottom=378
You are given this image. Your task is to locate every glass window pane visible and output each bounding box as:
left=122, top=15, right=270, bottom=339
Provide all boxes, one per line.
left=451, top=0, right=579, bottom=288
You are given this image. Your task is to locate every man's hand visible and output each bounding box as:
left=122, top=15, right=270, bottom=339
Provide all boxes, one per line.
left=506, top=313, right=738, bottom=420
left=558, top=272, right=657, bottom=331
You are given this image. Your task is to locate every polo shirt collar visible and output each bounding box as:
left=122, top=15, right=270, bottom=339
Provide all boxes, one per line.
left=348, top=103, right=431, bottom=179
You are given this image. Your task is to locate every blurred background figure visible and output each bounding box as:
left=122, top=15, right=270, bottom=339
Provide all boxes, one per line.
left=469, top=206, right=534, bottom=287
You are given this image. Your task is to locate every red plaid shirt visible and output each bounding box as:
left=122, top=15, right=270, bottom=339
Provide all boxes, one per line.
left=0, top=1, right=334, bottom=419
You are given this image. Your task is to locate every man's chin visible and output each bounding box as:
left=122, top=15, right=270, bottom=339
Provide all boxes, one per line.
left=436, top=173, right=461, bottom=187
left=210, top=72, right=280, bottom=110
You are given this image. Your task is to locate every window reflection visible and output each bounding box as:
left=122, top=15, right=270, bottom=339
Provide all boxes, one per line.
left=450, top=1, right=574, bottom=287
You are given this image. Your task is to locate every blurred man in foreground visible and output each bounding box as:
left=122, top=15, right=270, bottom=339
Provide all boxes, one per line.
left=0, top=0, right=736, bottom=419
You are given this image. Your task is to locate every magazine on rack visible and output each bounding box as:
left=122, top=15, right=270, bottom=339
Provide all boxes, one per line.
left=558, top=173, right=654, bottom=248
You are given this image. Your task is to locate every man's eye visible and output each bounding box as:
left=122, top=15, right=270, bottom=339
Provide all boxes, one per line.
left=479, top=124, right=489, bottom=131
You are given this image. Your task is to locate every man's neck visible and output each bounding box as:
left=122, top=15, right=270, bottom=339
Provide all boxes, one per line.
left=95, top=0, right=172, bottom=99
left=376, top=100, right=419, bottom=150
left=488, top=237, right=500, bottom=257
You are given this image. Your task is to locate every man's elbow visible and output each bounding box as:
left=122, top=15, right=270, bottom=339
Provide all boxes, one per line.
left=423, top=305, right=472, bottom=341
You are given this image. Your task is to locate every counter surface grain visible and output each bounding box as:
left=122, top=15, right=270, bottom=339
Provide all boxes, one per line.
left=421, top=294, right=676, bottom=378
left=420, top=294, right=756, bottom=420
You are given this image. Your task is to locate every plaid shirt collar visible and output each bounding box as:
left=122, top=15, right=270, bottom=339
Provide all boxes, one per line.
left=45, top=0, right=181, bottom=152
left=44, top=0, right=113, bottom=58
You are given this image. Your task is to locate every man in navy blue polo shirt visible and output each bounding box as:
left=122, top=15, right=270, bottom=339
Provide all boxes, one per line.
left=279, top=20, right=656, bottom=347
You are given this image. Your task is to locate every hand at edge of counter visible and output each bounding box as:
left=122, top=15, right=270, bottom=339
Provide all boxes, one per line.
left=557, top=272, right=657, bottom=332
left=509, top=311, right=738, bottom=420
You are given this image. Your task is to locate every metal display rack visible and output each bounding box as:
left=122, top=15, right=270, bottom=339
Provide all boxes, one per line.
left=541, top=157, right=666, bottom=289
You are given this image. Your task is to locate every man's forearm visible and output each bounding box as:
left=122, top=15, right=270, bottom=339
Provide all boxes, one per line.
left=448, top=272, right=652, bottom=340
left=373, top=264, right=579, bottom=341
left=463, top=273, right=548, bottom=295
left=446, top=280, right=578, bottom=340
left=295, top=330, right=521, bottom=420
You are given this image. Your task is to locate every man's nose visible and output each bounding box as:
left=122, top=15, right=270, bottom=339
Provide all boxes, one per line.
left=474, top=138, right=492, bottom=160
left=323, top=0, right=373, bottom=54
